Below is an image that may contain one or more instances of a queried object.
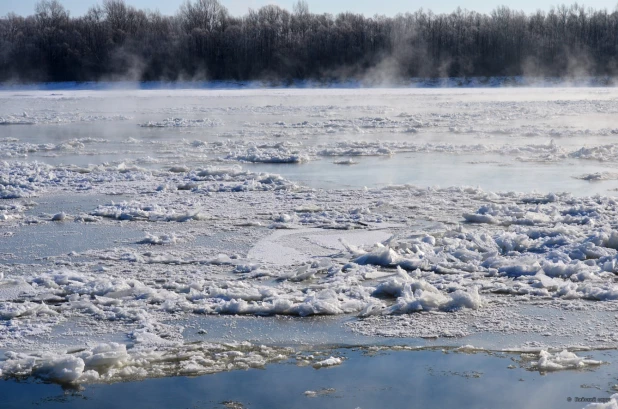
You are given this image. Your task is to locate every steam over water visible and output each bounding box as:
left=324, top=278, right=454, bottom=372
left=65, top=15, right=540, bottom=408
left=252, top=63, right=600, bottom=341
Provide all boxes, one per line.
left=1, top=86, right=618, bottom=408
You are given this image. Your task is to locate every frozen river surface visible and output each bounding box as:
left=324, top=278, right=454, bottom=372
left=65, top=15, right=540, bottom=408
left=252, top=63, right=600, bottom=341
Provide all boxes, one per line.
left=1, top=87, right=618, bottom=408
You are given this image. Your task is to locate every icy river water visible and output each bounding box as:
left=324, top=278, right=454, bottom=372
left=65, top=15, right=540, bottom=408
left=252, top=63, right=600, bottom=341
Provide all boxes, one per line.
left=2, top=86, right=618, bottom=408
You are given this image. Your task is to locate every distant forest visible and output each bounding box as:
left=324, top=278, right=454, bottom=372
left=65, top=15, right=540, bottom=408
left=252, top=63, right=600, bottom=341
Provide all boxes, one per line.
left=2, top=0, right=618, bottom=83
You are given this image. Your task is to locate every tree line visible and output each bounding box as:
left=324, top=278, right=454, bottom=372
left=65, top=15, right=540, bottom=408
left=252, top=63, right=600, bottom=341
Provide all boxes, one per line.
left=2, top=0, right=618, bottom=83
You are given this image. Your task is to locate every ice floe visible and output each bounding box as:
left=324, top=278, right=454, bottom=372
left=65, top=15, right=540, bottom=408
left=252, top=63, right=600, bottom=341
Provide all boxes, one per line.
left=2, top=87, right=618, bottom=388
left=0, top=341, right=292, bottom=384
left=529, top=349, right=603, bottom=371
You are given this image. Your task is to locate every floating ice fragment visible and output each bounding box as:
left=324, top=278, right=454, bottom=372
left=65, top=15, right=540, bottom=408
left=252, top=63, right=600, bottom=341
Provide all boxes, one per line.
left=34, top=356, right=85, bottom=384
left=313, top=357, right=343, bottom=368
left=531, top=350, right=603, bottom=371
left=583, top=394, right=618, bottom=408
left=353, top=245, right=401, bottom=267
left=333, top=159, right=358, bottom=165
left=137, top=233, right=179, bottom=245
left=51, top=212, right=66, bottom=221
left=575, top=172, right=618, bottom=181
left=0, top=342, right=293, bottom=385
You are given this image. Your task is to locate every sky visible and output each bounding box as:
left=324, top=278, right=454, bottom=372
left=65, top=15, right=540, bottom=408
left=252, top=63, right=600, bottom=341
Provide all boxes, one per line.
left=2, top=0, right=618, bottom=18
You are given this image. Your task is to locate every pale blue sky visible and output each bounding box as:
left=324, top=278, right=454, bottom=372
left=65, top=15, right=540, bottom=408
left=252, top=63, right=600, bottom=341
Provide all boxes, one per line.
left=2, top=0, right=617, bottom=17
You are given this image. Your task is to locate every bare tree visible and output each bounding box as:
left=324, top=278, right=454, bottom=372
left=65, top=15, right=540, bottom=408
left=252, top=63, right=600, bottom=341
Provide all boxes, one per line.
left=35, top=0, right=69, bottom=27
left=293, top=0, right=309, bottom=17
left=103, top=0, right=128, bottom=31
left=2, top=2, right=618, bottom=82
left=178, top=0, right=228, bottom=32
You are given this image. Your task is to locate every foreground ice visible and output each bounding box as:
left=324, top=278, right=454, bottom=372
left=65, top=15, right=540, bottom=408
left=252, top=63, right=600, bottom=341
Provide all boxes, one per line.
left=2, top=166, right=618, bottom=382
left=0, top=341, right=292, bottom=384
left=1, top=87, right=618, bottom=386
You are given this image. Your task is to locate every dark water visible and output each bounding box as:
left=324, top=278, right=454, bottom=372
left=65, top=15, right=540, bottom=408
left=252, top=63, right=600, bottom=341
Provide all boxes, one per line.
left=1, top=77, right=615, bottom=91
left=1, top=349, right=616, bottom=409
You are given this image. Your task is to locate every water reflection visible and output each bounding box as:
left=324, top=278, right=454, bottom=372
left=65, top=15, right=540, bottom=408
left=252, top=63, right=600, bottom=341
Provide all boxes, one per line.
left=1, top=349, right=614, bottom=409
